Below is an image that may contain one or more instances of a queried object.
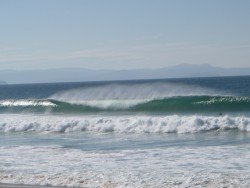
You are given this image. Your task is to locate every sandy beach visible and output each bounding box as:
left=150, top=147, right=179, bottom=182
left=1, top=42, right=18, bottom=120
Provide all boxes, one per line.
left=0, top=184, right=71, bottom=188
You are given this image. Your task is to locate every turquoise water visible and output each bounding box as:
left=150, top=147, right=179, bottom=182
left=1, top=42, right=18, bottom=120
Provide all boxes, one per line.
left=0, top=76, right=250, bottom=187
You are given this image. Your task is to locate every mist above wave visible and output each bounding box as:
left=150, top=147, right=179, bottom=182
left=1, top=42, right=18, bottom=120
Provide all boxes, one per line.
left=45, top=82, right=225, bottom=109
left=49, top=82, right=223, bottom=101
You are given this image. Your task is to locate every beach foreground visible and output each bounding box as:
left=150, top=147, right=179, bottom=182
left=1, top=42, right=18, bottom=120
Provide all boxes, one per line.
left=0, top=184, right=69, bottom=188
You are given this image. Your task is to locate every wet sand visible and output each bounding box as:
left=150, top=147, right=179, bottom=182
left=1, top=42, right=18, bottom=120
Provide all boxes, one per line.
left=0, top=184, right=72, bottom=188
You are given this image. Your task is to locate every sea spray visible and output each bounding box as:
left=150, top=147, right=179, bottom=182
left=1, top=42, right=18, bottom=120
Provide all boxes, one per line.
left=49, top=82, right=224, bottom=101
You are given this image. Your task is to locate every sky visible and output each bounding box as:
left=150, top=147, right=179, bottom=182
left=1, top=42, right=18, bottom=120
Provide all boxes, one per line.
left=0, top=0, right=250, bottom=70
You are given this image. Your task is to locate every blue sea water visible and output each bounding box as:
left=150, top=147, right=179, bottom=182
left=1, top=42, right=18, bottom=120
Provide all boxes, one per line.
left=0, top=76, right=250, bottom=187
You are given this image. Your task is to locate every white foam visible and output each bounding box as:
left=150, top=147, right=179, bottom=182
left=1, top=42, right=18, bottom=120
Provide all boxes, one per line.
left=195, top=96, right=250, bottom=105
left=0, top=100, right=56, bottom=107
left=0, top=114, right=249, bottom=134
left=0, top=145, right=249, bottom=187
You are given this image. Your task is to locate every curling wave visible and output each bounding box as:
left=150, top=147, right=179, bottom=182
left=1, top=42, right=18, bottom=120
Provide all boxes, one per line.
left=0, top=96, right=250, bottom=113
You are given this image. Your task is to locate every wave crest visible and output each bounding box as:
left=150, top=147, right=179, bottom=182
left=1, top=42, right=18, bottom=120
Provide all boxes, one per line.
left=0, top=99, right=56, bottom=107
left=0, top=96, right=250, bottom=113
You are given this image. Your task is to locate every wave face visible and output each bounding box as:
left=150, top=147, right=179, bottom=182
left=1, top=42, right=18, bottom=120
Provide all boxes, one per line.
left=0, top=96, right=250, bottom=113
left=0, top=78, right=249, bottom=115
left=0, top=114, right=249, bottom=134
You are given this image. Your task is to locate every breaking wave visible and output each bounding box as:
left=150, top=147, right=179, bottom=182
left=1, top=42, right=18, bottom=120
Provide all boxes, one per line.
left=0, top=96, right=250, bottom=113
left=0, top=114, right=249, bottom=134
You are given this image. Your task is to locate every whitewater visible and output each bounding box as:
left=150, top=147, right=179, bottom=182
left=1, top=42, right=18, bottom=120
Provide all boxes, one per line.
left=0, top=76, right=250, bottom=187
left=0, top=114, right=250, bottom=134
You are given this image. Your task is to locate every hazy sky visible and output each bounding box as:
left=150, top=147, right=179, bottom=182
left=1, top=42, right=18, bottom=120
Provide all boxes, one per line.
left=0, top=0, right=250, bottom=70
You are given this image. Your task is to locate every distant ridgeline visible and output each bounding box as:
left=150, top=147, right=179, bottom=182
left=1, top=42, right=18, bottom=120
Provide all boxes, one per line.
left=0, top=80, right=7, bottom=85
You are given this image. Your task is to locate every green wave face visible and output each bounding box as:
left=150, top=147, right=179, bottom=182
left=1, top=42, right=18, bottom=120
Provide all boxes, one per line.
left=0, top=96, right=250, bottom=114
left=131, top=96, right=250, bottom=112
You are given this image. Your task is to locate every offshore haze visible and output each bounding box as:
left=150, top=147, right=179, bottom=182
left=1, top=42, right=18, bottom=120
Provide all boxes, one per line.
left=0, top=0, right=250, bottom=72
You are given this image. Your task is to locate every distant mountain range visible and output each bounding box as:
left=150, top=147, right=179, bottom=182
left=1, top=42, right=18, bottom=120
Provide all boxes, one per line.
left=0, top=80, right=7, bottom=85
left=1, top=64, right=250, bottom=84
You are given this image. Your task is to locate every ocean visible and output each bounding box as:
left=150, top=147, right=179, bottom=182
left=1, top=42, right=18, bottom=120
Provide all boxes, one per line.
left=0, top=76, right=250, bottom=187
